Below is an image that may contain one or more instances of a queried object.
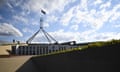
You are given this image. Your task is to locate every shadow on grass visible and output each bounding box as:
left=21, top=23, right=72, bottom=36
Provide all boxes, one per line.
left=16, top=57, right=38, bottom=72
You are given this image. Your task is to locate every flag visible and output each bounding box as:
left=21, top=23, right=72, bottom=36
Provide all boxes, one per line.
left=41, top=9, right=46, bottom=14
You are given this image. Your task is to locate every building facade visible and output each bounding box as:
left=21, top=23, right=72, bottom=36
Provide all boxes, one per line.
left=11, top=44, right=78, bottom=55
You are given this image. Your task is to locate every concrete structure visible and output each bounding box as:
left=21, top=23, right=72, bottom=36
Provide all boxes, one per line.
left=11, top=43, right=78, bottom=55
left=11, top=10, right=80, bottom=55
left=0, top=45, right=11, bottom=55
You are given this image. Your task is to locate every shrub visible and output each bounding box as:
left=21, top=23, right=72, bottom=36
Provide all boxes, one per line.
left=87, top=39, right=120, bottom=48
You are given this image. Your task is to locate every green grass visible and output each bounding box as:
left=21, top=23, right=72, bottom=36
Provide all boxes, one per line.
left=34, top=47, right=84, bottom=57
left=37, top=39, right=120, bottom=57
left=87, top=39, right=120, bottom=48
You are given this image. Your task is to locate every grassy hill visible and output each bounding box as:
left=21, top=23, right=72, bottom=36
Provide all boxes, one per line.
left=16, top=39, right=120, bottom=72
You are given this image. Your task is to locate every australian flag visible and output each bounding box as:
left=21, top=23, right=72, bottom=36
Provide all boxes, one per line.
left=41, top=9, right=46, bottom=14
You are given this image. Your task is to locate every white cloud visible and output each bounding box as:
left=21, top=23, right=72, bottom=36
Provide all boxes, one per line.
left=50, top=29, right=79, bottom=42
left=13, top=15, right=28, bottom=24
left=100, top=1, right=111, bottom=9
left=60, top=0, right=120, bottom=31
left=106, top=4, right=120, bottom=23
left=2, top=0, right=120, bottom=43
left=79, top=31, right=120, bottom=42
left=60, top=7, right=75, bottom=26
left=113, top=24, right=120, bottom=28
left=93, top=0, right=102, bottom=5
left=47, top=15, right=58, bottom=23
left=22, top=28, right=33, bottom=34
left=90, top=32, right=120, bottom=41
left=27, top=28, right=120, bottom=43
left=0, top=23, right=23, bottom=37
left=80, top=0, right=88, bottom=11
left=6, top=0, right=24, bottom=8
left=43, top=22, right=49, bottom=28
left=6, top=1, right=13, bottom=9
left=21, top=0, right=75, bottom=14
left=79, top=30, right=96, bottom=42
left=27, top=0, right=120, bottom=43
left=31, top=21, right=39, bottom=26
left=60, top=5, right=105, bottom=30
left=30, top=29, right=95, bottom=43
left=70, top=24, right=79, bottom=31
left=31, top=20, right=49, bottom=28
left=112, top=4, right=120, bottom=11
left=109, top=12, right=120, bottom=22
left=31, top=29, right=81, bottom=43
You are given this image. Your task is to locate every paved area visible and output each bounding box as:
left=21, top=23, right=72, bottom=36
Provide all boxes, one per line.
left=0, top=56, right=32, bottom=72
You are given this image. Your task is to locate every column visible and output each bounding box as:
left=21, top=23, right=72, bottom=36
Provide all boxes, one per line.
left=28, top=46, right=30, bottom=55
left=26, top=46, right=28, bottom=55
left=35, top=46, right=37, bottom=55
left=19, top=46, right=22, bottom=55
left=46, top=47, right=48, bottom=54
left=21, top=47, right=23, bottom=55
left=38, top=47, right=40, bottom=55
left=31, top=46, right=33, bottom=55
left=41, top=48, right=43, bottom=54
left=23, top=46, right=25, bottom=55
left=30, top=46, right=32, bottom=55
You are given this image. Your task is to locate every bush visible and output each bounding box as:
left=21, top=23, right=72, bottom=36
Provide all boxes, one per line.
left=87, top=39, right=120, bottom=48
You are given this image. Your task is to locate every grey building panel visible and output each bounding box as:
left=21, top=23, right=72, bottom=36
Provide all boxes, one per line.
left=11, top=44, right=79, bottom=55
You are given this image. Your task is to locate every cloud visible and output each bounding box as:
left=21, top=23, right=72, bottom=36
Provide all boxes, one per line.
left=60, top=7, right=75, bottom=26
left=6, top=0, right=24, bottom=8
left=50, top=29, right=80, bottom=42
left=22, top=28, right=33, bottom=34
left=31, top=21, right=39, bottom=26
left=60, top=0, right=120, bottom=31
left=80, top=0, right=88, bottom=11
left=90, top=32, right=120, bottom=41
left=113, top=24, right=120, bottom=28
left=0, top=23, right=23, bottom=37
left=78, top=31, right=120, bottom=42
left=100, top=1, right=111, bottom=9
left=29, top=29, right=94, bottom=43
left=26, top=28, right=120, bottom=43
left=13, top=15, right=28, bottom=24
left=6, top=1, right=13, bottom=9
left=93, top=0, right=102, bottom=5
left=109, top=12, right=120, bottom=22
left=74, top=6, right=110, bottom=30
left=70, top=24, right=79, bottom=31
left=28, top=0, right=120, bottom=43
left=1, top=0, right=120, bottom=43
left=109, top=5, right=120, bottom=23
left=46, top=15, right=58, bottom=23
left=31, top=29, right=81, bottom=43
left=21, top=0, right=75, bottom=14
left=43, top=22, right=49, bottom=28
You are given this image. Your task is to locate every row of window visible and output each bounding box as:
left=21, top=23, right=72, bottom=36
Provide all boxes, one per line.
left=12, top=45, right=76, bottom=55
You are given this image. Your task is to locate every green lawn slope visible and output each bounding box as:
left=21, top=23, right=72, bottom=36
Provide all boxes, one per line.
left=16, top=39, right=120, bottom=72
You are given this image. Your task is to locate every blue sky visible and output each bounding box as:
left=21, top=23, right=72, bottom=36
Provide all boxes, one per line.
left=0, top=0, right=120, bottom=43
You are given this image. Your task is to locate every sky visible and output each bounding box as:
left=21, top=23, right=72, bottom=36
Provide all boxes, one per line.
left=0, top=0, right=120, bottom=43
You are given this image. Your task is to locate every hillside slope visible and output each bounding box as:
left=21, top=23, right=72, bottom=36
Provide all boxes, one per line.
left=17, top=44, right=119, bottom=72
